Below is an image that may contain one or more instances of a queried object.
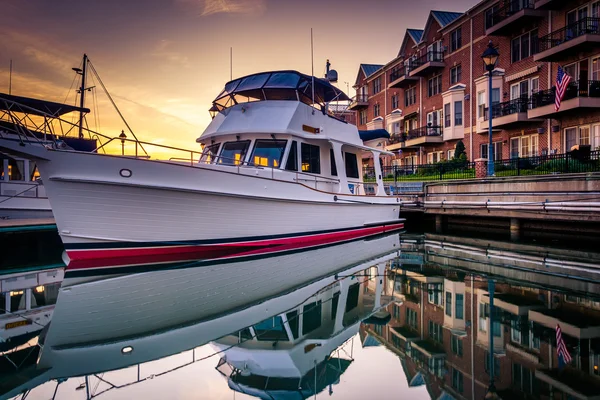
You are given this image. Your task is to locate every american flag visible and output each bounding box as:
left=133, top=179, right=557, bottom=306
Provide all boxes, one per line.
left=556, top=324, right=572, bottom=367
left=555, top=66, right=572, bottom=112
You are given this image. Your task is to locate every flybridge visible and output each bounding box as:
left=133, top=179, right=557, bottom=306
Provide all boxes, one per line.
left=211, top=70, right=350, bottom=113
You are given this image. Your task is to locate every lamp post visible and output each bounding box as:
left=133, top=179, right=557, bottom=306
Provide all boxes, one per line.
left=119, top=130, right=127, bottom=156
left=482, top=41, right=500, bottom=177
left=484, top=278, right=499, bottom=400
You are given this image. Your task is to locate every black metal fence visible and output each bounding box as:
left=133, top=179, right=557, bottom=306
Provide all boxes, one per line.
left=363, top=150, right=600, bottom=183
left=530, top=80, right=600, bottom=109
left=492, top=150, right=600, bottom=176
left=538, top=17, right=600, bottom=52
left=390, top=67, right=408, bottom=82
left=408, top=51, right=444, bottom=72
left=484, top=98, right=529, bottom=120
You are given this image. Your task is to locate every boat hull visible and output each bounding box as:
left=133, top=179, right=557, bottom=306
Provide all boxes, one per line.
left=0, top=144, right=403, bottom=272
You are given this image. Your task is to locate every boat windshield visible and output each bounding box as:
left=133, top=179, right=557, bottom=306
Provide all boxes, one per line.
left=218, top=141, right=250, bottom=166
left=250, top=140, right=287, bottom=168
left=200, top=142, right=220, bottom=164
left=211, top=70, right=350, bottom=112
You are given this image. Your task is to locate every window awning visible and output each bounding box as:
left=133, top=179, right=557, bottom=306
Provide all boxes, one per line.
left=0, top=93, right=90, bottom=117
left=505, top=66, right=540, bottom=83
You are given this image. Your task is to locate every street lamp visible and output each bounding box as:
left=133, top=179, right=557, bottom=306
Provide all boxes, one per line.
left=119, top=130, right=127, bottom=156
left=485, top=278, right=499, bottom=400
left=209, top=104, right=219, bottom=120
left=482, top=41, right=500, bottom=177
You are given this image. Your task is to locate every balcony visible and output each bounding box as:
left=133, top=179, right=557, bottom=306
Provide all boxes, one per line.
left=528, top=80, right=600, bottom=119
left=348, top=94, right=369, bottom=110
left=534, top=18, right=600, bottom=62
left=408, top=52, right=444, bottom=78
left=534, top=0, right=560, bottom=10
left=405, top=126, right=443, bottom=146
left=483, top=98, right=542, bottom=128
left=388, top=67, right=418, bottom=89
left=486, top=0, right=544, bottom=36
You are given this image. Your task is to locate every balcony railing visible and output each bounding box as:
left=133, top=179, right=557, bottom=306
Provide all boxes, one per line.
left=484, top=98, right=529, bottom=121
left=538, top=17, right=600, bottom=52
left=486, top=0, right=536, bottom=28
left=389, top=133, right=408, bottom=144
left=351, top=94, right=369, bottom=103
left=390, top=67, right=408, bottom=82
left=408, top=52, right=444, bottom=72
left=407, top=125, right=442, bottom=139
left=530, top=80, right=600, bottom=109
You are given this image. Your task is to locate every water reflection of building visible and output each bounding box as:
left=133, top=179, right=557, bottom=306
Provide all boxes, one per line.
left=213, top=261, right=398, bottom=399
left=362, top=234, right=600, bottom=400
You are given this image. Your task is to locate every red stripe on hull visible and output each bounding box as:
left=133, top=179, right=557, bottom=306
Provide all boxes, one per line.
left=66, top=223, right=404, bottom=271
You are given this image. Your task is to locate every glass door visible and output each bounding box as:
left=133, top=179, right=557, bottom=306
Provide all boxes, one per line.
left=511, top=138, right=520, bottom=158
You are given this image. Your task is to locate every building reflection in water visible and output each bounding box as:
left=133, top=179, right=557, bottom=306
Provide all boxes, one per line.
left=362, top=234, right=600, bottom=400
left=2, top=232, right=600, bottom=400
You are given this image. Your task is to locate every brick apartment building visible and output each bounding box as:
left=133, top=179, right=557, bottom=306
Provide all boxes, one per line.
left=350, top=0, right=600, bottom=167
left=362, top=249, right=600, bottom=400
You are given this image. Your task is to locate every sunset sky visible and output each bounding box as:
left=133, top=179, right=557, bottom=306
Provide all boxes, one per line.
left=0, top=0, right=473, bottom=155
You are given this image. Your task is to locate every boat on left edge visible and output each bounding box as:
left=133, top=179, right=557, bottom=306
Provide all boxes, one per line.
left=0, top=61, right=405, bottom=275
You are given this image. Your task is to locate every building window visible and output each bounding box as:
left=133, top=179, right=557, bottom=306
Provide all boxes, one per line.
left=359, top=110, right=367, bottom=125
left=301, top=143, right=321, bottom=174
left=407, top=308, right=418, bottom=330
left=455, top=293, right=464, bottom=320
left=452, top=369, right=464, bottom=393
left=428, top=320, right=443, bottom=344
left=391, top=94, right=399, bottom=109
left=373, top=77, right=381, bottom=94
left=405, top=86, right=417, bottom=106
left=481, top=142, right=503, bottom=161
left=427, top=151, right=444, bottom=164
left=428, top=75, right=442, bottom=97
left=511, top=29, right=539, bottom=63
left=478, top=89, right=500, bottom=119
left=565, top=126, right=591, bottom=150
left=485, top=351, right=501, bottom=377
left=454, top=101, right=463, bottom=126
left=444, top=103, right=451, bottom=128
left=451, top=28, right=462, bottom=52
left=485, top=4, right=500, bottom=29
left=428, top=283, right=443, bottom=306
left=450, top=65, right=462, bottom=84
left=510, top=134, right=539, bottom=158
left=446, top=292, right=452, bottom=316
left=451, top=335, right=463, bottom=357
left=374, top=104, right=380, bottom=117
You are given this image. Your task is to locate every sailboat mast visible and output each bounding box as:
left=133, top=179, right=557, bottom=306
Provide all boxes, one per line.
left=78, top=53, right=88, bottom=139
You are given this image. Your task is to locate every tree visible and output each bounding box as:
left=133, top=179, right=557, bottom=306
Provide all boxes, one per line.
left=454, top=140, right=466, bottom=161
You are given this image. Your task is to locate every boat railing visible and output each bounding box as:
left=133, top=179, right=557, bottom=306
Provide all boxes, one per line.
left=0, top=180, right=45, bottom=199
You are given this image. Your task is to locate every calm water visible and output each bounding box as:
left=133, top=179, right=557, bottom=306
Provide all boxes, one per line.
left=2, top=232, right=600, bottom=400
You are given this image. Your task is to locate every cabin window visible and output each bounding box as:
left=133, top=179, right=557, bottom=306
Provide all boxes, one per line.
left=251, top=139, right=287, bottom=168
left=302, top=301, right=322, bottom=335
left=285, top=141, right=298, bottom=171
left=345, top=283, right=360, bottom=312
left=10, top=290, right=26, bottom=312
left=253, top=316, right=288, bottom=341
left=331, top=291, right=340, bottom=320
left=301, top=143, right=321, bottom=174
left=200, top=143, right=220, bottom=164
left=219, top=140, right=250, bottom=165
left=286, top=310, right=299, bottom=339
left=344, top=152, right=359, bottom=179
left=330, top=149, right=338, bottom=176
left=8, top=159, right=24, bottom=181
left=31, top=283, right=60, bottom=309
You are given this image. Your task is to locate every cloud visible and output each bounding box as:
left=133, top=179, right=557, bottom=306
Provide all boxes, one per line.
left=177, top=0, right=266, bottom=17
left=151, top=40, right=191, bottom=68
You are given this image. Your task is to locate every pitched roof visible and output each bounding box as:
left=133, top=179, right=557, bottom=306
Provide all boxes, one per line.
left=407, top=29, right=423, bottom=44
left=431, top=10, right=463, bottom=28
left=354, top=63, right=384, bottom=86
left=362, top=64, right=384, bottom=78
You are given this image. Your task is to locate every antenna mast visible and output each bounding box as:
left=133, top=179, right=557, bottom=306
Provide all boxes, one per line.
left=78, top=54, right=88, bottom=139
left=8, top=60, right=12, bottom=95
left=310, top=28, right=314, bottom=107
left=230, top=47, right=233, bottom=81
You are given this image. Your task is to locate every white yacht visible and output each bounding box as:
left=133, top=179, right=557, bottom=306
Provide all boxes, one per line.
left=0, top=233, right=400, bottom=399
left=0, top=69, right=404, bottom=274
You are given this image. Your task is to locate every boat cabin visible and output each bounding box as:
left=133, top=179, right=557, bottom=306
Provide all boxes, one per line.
left=197, top=71, right=389, bottom=196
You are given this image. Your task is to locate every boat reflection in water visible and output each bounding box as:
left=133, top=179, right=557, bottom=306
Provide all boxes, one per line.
left=1, top=233, right=401, bottom=399
left=3, top=232, right=600, bottom=400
